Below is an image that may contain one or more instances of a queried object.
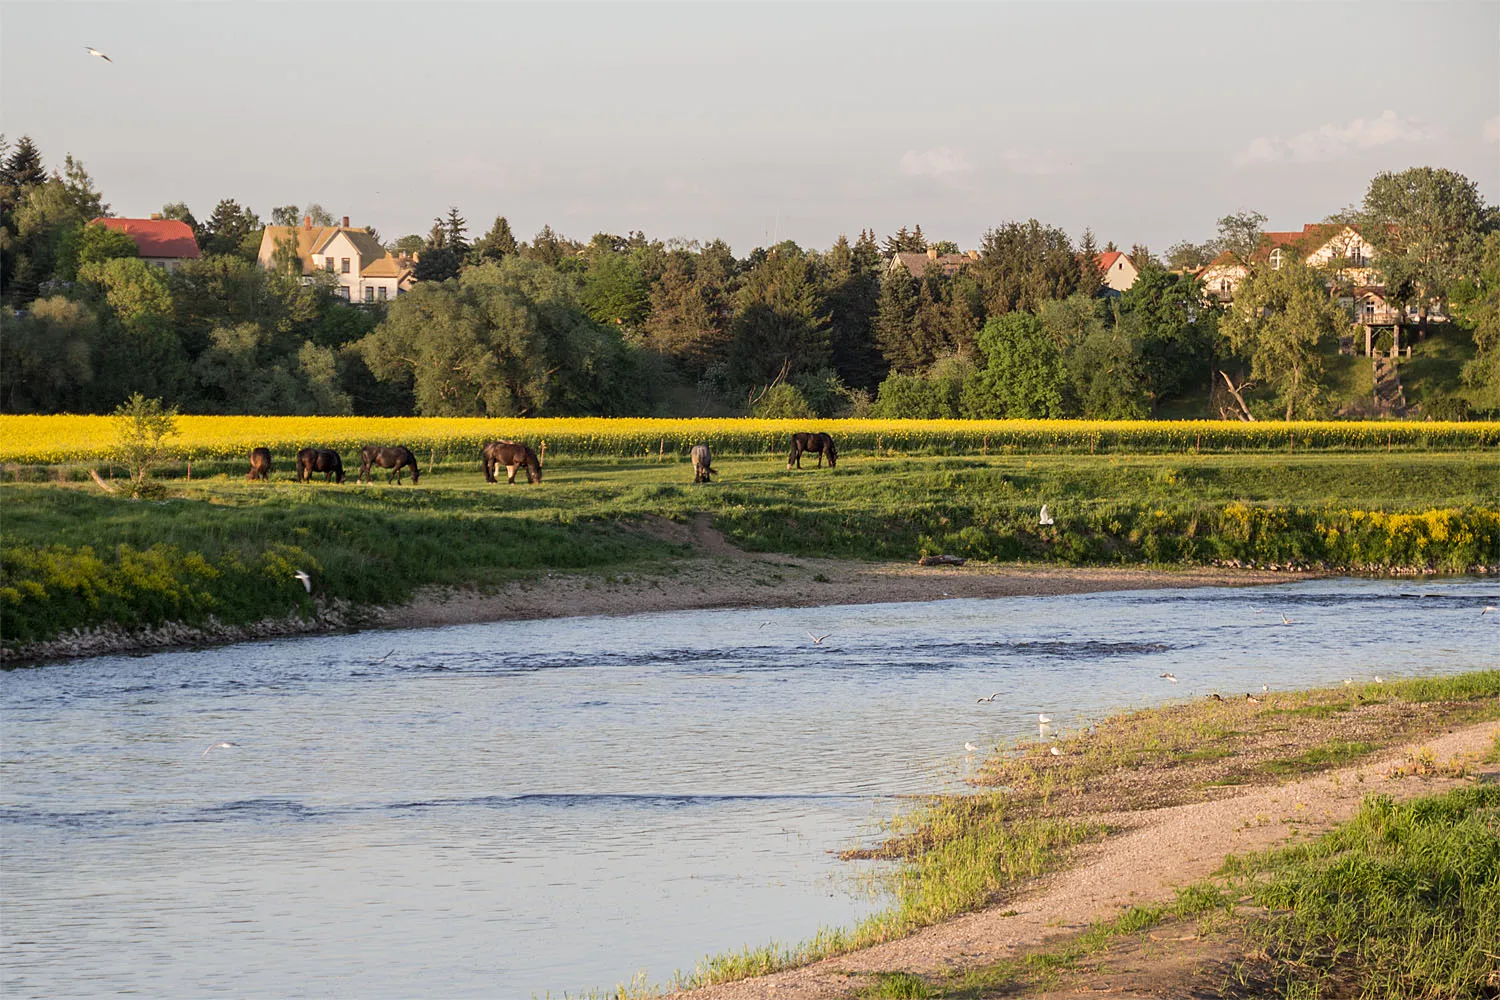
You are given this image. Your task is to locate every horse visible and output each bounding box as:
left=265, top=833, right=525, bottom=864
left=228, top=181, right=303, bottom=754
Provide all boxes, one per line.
left=246, top=447, right=272, bottom=481
left=690, top=444, right=716, bottom=483
left=359, top=445, right=420, bottom=485
left=481, top=440, right=542, bottom=484
left=296, top=448, right=345, bottom=483
left=788, top=432, right=837, bottom=470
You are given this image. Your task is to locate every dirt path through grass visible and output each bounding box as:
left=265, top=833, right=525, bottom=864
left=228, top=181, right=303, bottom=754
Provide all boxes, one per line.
left=680, top=718, right=1500, bottom=999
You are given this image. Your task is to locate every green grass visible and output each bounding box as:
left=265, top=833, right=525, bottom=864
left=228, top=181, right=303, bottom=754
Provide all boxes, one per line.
left=924, top=786, right=1500, bottom=999
left=1257, top=740, right=1378, bottom=776
left=4, top=451, right=1499, bottom=649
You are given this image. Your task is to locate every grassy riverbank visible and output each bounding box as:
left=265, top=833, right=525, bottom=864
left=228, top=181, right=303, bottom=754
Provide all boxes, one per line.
left=3, top=451, right=1498, bottom=651
left=666, top=671, right=1500, bottom=997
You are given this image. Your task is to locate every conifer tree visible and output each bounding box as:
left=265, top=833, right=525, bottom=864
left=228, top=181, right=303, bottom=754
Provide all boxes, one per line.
left=1077, top=228, right=1103, bottom=297
left=470, top=216, right=519, bottom=265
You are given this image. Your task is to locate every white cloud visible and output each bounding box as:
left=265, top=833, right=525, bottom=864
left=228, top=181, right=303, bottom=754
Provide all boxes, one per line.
left=1234, top=110, right=1437, bottom=166
left=899, top=146, right=973, bottom=179
left=1483, top=116, right=1500, bottom=143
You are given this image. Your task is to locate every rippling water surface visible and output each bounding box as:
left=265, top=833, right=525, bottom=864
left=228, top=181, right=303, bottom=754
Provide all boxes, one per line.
left=3, top=578, right=1498, bottom=997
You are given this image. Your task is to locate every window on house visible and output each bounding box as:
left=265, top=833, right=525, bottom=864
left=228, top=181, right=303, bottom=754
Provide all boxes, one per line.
left=335, top=286, right=349, bottom=300
left=377, top=286, right=387, bottom=301
left=364, top=286, right=374, bottom=303
left=324, top=258, right=334, bottom=272
left=341, top=258, right=351, bottom=274
left=1269, top=248, right=1283, bottom=270
left=1220, top=279, right=1230, bottom=293
left=1352, top=247, right=1365, bottom=267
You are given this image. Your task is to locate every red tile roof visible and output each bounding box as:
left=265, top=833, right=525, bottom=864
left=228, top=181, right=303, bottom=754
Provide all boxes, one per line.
left=1096, top=250, right=1123, bottom=272
left=90, top=217, right=201, bottom=260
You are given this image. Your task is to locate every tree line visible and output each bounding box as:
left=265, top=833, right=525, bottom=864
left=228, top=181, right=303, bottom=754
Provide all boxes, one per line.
left=2, top=132, right=1496, bottom=420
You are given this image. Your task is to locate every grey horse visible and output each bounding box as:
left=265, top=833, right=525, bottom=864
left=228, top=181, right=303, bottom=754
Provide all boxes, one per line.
left=690, top=444, right=716, bottom=483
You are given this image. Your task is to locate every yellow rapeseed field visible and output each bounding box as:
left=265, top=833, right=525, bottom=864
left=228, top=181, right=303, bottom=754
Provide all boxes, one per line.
left=0, top=415, right=1496, bottom=466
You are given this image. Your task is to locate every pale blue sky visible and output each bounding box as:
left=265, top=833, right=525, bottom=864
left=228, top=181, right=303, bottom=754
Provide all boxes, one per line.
left=3, top=2, right=1496, bottom=253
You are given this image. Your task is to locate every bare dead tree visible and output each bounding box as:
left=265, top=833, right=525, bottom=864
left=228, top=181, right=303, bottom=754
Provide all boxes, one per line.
left=1218, top=370, right=1257, bottom=421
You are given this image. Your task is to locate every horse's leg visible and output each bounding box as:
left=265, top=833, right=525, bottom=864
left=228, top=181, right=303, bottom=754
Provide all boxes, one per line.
left=507, top=464, right=518, bottom=484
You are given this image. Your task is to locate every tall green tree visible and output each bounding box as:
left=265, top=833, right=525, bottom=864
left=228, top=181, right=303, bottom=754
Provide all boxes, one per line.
left=1215, top=210, right=1267, bottom=265
left=1357, top=167, right=1495, bottom=333
left=727, top=243, right=829, bottom=387
left=1452, top=231, right=1500, bottom=410
left=973, top=220, right=1078, bottom=316
left=200, top=199, right=262, bottom=259
left=469, top=216, right=519, bottom=265
left=882, top=225, right=927, bottom=254
left=1221, top=260, right=1347, bottom=419
left=961, top=312, right=1070, bottom=418
left=1077, top=228, right=1103, bottom=298
left=358, top=258, right=641, bottom=416
left=0, top=296, right=98, bottom=412
left=1117, top=266, right=1217, bottom=411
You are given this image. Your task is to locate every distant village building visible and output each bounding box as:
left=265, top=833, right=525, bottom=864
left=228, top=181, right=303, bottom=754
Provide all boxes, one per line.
left=1096, top=250, right=1139, bottom=293
left=1195, top=224, right=1380, bottom=303
left=888, top=248, right=980, bottom=278
left=256, top=216, right=415, bottom=303
left=89, top=216, right=201, bottom=269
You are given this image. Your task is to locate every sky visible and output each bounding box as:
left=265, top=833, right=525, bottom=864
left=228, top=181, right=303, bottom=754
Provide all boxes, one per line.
left=3, top=1, right=1497, bottom=255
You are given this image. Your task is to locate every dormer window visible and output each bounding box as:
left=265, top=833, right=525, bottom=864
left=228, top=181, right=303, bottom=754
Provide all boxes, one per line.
left=1269, top=248, right=1283, bottom=270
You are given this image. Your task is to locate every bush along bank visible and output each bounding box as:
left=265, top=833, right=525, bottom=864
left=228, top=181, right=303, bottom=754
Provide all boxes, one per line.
left=4, top=499, right=1497, bottom=656
left=719, top=502, right=1500, bottom=573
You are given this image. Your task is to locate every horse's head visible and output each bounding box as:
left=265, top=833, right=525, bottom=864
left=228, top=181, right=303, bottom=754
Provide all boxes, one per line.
left=526, top=454, right=542, bottom=484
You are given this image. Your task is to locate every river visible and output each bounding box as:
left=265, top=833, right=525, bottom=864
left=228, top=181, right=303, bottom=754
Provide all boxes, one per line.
left=3, top=578, right=1497, bottom=997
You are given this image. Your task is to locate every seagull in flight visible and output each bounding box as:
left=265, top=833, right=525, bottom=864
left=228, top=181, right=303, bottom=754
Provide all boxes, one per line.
left=201, top=741, right=238, bottom=758
left=976, top=692, right=1002, bottom=703
left=1280, top=613, right=1294, bottom=625
left=964, top=742, right=980, bottom=754
left=1038, top=504, right=1054, bottom=526
left=294, top=570, right=312, bottom=593
left=1160, top=672, right=1177, bottom=683
left=1482, top=606, right=1496, bottom=616
left=807, top=632, right=830, bottom=645
left=85, top=46, right=113, bottom=63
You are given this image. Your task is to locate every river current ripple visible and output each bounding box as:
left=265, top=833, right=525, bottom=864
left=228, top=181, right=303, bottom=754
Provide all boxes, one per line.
left=3, top=578, right=1497, bottom=997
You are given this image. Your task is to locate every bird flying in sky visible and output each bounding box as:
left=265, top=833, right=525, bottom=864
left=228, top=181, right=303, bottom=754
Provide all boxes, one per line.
left=85, top=46, right=113, bottom=63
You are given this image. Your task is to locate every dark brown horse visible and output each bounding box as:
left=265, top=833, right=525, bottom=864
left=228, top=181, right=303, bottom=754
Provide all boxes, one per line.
left=359, top=445, right=420, bottom=485
left=247, top=447, right=272, bottom=481
left=788, top=432, right=837, bottom=470
left=296, top=448, right=344, bottom=483
left=482, top=440, right=542, bottom=484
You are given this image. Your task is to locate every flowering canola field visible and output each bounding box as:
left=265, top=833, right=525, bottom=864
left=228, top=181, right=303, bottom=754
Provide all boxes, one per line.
left=1, top=415, right=1496, bottom=466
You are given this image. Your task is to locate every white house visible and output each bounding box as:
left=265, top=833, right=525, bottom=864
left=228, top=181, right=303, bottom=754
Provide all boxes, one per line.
left=1095, top=250, right=1139, bottom=293
left=257, top=216, right=414, bottom=303
left=1195, top=224, right=1381, bottom=302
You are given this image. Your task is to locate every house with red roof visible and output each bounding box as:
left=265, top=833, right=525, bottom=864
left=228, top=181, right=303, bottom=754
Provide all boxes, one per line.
left=1096, top=250, right=1139, bottom=293
left=89, top=216, right=201, bottom=270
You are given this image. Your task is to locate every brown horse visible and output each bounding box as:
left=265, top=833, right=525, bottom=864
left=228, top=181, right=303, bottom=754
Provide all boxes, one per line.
left=359, top=445, right=420, bottom=485
left=690, top=444, right=716, bottom=483
left=247, top=447, right=272, bottom=481
left=788, top=432, right=837, bottom=470
left=296, top=448, right=344, bottom=483
left=482, top=440, right=542, bottom=484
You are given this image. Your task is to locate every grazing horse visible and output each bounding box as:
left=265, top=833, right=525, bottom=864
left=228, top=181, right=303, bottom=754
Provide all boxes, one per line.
left=788, top=432, right=837, bottom=470
left=690, top=444, right=716, bottom=483
left=481, top=440, right=542, bottom=484
left=296, top=448, right=345, bottom=484
left=359, top=445, right=421, bottom=485
left=247, top=447, right=272, bottom=481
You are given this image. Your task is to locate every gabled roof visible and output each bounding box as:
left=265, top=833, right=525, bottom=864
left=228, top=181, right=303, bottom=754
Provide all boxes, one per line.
left=259, top=224, right=411, bottom=281
left=891, top=250, right=976, bottom=277
left=90, top=217, right=200, bottom=259
left=1096, top=250, right=1139, bottom=273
